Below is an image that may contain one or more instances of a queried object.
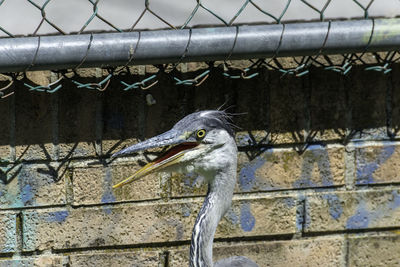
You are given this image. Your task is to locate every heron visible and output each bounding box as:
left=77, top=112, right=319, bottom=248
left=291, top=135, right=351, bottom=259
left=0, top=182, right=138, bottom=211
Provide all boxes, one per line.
left=112, top=110, right=258, bottom=267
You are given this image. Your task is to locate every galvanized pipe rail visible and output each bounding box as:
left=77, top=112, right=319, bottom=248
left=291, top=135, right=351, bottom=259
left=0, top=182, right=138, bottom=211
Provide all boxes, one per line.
left=0, top=18, right=399, bottom=73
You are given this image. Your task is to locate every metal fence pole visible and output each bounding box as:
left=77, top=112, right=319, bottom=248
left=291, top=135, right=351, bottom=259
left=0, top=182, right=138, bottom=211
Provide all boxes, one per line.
left=0, top=18, right=399, bottom=73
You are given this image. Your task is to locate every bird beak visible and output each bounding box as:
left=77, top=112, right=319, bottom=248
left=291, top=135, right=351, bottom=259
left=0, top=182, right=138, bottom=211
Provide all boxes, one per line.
left=112, top=129, right=198, bottom=188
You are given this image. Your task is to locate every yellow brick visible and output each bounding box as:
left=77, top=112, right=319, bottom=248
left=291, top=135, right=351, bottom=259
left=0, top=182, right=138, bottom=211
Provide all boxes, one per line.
left=170, top=237, right=345, bottom=267
left=69, top=251, right=159, bottom=267
left=306, top=189, right=400, bottom=232
left=0, top=256, right=66, bottom=266
left=237, top=146, right=345, bottom=191
left=72, top=162, right=161, bottom=205
left=0, top=164, right=65, bottom=208
left=355, top=143, right=400, bottom=185
left=348, top=234, right=400, bottom=267
left=0, top=212, right=16, bottom=253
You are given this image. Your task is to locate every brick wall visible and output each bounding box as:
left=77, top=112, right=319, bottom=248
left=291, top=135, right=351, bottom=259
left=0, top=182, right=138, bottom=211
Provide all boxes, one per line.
left=0, top=61, right=400, bottom=266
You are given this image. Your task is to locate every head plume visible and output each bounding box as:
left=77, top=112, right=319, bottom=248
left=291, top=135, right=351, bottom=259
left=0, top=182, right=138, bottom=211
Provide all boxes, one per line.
left=173, top=110, right=235, bottom=137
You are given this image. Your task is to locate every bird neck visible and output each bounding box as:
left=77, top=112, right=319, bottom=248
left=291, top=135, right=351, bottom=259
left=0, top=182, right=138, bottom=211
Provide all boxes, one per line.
left=189, top=160, right=237, bottom=267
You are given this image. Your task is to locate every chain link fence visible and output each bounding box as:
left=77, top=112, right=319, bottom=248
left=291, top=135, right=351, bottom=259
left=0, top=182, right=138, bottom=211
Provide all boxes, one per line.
left=0, top=0, right=400, bottom=97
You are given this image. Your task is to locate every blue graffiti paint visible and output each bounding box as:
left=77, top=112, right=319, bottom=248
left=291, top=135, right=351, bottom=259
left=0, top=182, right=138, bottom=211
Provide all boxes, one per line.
left=46, top=210, right=69, bottom=223
left=182, top=204, right=191, bottom=217
left=356, top=163, right=378, bottom=184
left=225, top=208, right=239, bottom=225
left=311, top=145, right=334, bottom=187
left=294, top=145, right=334, bottom=188
left=388, top=190, right=400, bottom=210
left=284, top=197, right=296, bottom=208
left=183, top=177, right=192, bottom=187
left=101, top=193, right=116, bottom=204
left=295, top=194, right=306, bottom=231
left=101, top=168, right=116, bottom=204
left=238, top=152, right=266, bottom=231
left=236, top=134, right=254, bottom=147
left=183, top=172, right=202, bottom=188
left=101, top=168, right=116, bottom=215
left=346, top=201, right=369, bottom=229
left=346, top=190, right=400, bottom=230
left=307, top=144, right=325, bottom=151
left=21, top=184, right=34, bottom=205
left=322, top=193, right=343, bottom=220
left=356, top=145, right=395, bottom=185
left=240, top=202, right=255, bottom=232
left=239, top=155, right=266, bottom=192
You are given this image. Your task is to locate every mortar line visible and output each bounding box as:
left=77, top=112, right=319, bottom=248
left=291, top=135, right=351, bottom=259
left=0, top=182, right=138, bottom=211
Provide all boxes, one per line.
left=65, top=166, right=74, bottom=209
left=41, top=234, right=295, bottom=255
left=14, top=212, right=23, bottom=258
left=95, top=94, right=103, bottom=157
left=138, top=67, right=146, bottom=141
left=344, top=145, right=356, bottom=190
left=302, top=226, right=400, bottom=238
left=160, top=250, right=169, bottom=267
left=9, top=84, right=15, bottom=162
left=293, top=195, right=306, bottom=239
left=303, top=73, right=311, bottom=143
left=51, top=72, right=60, bottom=161
left=342, top=74, right=353, bottom=144
left=344, top=234, right=350, bottom=267
left=265, top=68, right=271, bottom=144
left=95, top=68, right=104, bottom=158
left=386, top=71, right=394, bottom=138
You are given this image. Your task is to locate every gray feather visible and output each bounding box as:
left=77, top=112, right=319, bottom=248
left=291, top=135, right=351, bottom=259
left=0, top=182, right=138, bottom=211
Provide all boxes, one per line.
left=215, top=256, right=259, bottom=267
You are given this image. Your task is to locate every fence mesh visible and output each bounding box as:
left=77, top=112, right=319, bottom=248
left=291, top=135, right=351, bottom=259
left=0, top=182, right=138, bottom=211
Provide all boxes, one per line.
left=0, top=0, right=400, bottom=98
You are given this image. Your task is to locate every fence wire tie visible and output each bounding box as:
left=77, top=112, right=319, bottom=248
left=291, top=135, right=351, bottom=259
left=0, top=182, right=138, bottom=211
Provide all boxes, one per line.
left=325, top=61, right=352, bottom=75
left=0, top=74, right=14, bottom=99
left=23, top=76, right=63, bottom=93
left=241, top=68, right=259, bottom=79
left=278, top=64, right=309, bottom=78
left=222, top=71, right=240, bottom=79
left=121, top=74, right=158, bottom=91
left=222, top=65, right=259, bottom=79
left=222, top=61, right=259, bottom=80
left=72, top=74, right=112, bottom=91
left=365, top=63, right=392, bottom=74
left=174, top=69, right=210, bottom=86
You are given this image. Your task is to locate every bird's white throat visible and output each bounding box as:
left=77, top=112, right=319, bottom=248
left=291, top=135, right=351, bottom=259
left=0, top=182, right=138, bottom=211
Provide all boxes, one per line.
left=189, top=136, right=237, bottom=267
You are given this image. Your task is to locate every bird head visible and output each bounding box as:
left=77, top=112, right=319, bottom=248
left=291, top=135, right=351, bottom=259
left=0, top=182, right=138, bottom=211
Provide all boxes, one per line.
left=112, top=110, right=237, bottom=188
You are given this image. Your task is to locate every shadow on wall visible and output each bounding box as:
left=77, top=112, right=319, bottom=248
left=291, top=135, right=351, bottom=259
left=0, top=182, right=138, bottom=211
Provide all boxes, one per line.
left=0, top=64, right=399, bottom=162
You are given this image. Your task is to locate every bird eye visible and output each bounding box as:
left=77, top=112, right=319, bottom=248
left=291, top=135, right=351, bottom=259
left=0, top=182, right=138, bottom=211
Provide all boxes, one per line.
left=196, top=129, right=206, bottom=140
